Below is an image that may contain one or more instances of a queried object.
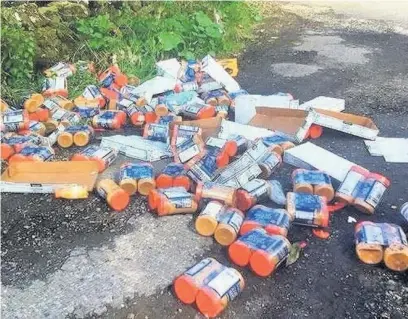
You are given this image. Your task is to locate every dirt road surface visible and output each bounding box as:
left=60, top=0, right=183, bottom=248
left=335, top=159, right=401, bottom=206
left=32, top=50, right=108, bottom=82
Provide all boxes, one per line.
left=2, top=2, right=408, bottom=319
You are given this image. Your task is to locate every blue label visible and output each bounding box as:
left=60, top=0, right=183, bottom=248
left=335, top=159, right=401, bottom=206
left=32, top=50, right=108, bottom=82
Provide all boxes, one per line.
left=293, top=193, right=322, bottom=211
left=165, top=91, right=196, bottom=109
left=20, top=146, right=53, bottom=160
left=120, top=163, right=153, bottom=180
left=145, top=124, right=168, bottom=143
left=100, top=111, right=116, bottom=120
left=354, top=179, right=375, bottom=201
left=162, top=163, right=184, bottom=176
left=100, top=73, right=114, bottom=87
left=83, top=85, right=101, bottom=99
left=246, top=206, right=290, bottom=229
left=65, top=125, right=91, bottom=134
left=199, top=154, right=218, bottom=175
left=201, top=89, right=225, bottom=100
left=3, top=135, right=32, bottom=145
left=357, top=223, right=408, bottom=246
left=262, top=135, right=289, bottom=146
left=80, top=145, right=99, bottom=157
left=156, top=115, right=178, bottom=125
left=28, top=121, right=43, bottom=132
left=74, top=106, right=99, bottom=118
left=238, top=229, right=277, bottom=250
left=293, top=170, right=329, bottom=185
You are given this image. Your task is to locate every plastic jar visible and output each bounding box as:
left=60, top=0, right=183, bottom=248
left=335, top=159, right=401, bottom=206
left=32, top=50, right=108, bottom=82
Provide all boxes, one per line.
left=96, top=179, right=130, bottom=211
left=214, top=208, right=244, bottom=246
left=195, top=201, right=225, bottom=236
left=241, top=205, right=291, bottom=237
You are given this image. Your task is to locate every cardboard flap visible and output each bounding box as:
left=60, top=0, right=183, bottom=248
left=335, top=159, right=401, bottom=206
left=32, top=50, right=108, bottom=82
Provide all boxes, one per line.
left=1, top=161, right=99, bottom=191
left=250, top=107, right=308, bottom=135
left=178, top=117, right=223, bottom=140
left=315, top=109, right=378, bottom=129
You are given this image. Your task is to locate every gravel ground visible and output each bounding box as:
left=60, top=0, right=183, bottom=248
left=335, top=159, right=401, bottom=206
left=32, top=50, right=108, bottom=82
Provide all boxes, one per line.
left=2, top=3, right=408, bottom=319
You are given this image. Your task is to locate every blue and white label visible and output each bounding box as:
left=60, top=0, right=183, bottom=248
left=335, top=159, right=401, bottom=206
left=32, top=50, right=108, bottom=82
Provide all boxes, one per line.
left=246, top=206, right=290, bottom=229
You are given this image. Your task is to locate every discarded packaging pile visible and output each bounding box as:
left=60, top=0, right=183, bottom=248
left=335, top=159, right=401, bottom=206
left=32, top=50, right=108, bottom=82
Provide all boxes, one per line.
left=1, top=56, right=407, bottom=318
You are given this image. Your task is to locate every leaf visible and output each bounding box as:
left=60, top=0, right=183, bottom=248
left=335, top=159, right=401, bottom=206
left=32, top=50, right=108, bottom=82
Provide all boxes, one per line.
left=286, top=241, right=307, bottom=266
left=179, top=50, right=195, bottom=60
left=195, top=11, right=213, bottom=27
left=205, top=25, right=222, bottom=38
left=158, top=32, right=182, bottom=51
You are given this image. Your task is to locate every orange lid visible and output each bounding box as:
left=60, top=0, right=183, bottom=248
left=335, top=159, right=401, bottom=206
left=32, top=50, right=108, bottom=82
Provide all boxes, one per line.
left=148, top=189, right=161, bottom=210
left=100, top=87, right=120, bottom=101
left=216, top=152, right=229, bottom=168
left=155, top=175, right=174, bottom=189
left=28, top=112, right=40, bottom=122
left=249, top=249, right=275, bottom=277
left=37, top=108, right=49, bottom=122
left=308, top=124, right=323, bottom=139
left=71, top=153, right=88, bottom=162
left=197, top=105, right=216, bottom=119
left=91, top=158, right=107, bottom=173
left=239, top=221, right=260, bottom=235
left=117, top=111, right=127, bottom=125
left=236, top=189, right=254, bottom=212
left=173, top=275, right=198, bottom=305
left=173, top=176, right=191, bottom=191
left=130, top=112, right=144, bottom=126
left=157, top=200, right=173, bottom=216
left=225, top=140, right=238, bottom=157
left=107, top=188, right=130, bottom=211
left=195, top=288, right=223, bottom=318
left=228, top=240, right=252, bottom=267
left=368, top=172, right=390, bottom=187
left=145, top=112, right=157, bottom=124
left=1, top=144, right=15, bottom=160
left=114, top=73, right=128, bottom=87
left=312, top=228, right=330, bottom=239
left=265, top=224, right=287, bottom=237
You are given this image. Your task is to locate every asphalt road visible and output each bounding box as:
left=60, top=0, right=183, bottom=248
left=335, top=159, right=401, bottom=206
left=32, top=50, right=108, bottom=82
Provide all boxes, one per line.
left=2, top=3, right=408, bottom=319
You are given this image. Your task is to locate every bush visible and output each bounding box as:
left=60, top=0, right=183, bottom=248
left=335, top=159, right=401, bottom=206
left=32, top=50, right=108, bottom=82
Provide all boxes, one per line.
left=1, top=1, right=261, bottom=102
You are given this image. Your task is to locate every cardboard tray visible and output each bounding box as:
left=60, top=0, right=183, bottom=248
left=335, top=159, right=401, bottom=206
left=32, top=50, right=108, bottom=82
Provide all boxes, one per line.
left=1, top=161, right=99, bottom=193
left=249, top=107, right=379, bottom=142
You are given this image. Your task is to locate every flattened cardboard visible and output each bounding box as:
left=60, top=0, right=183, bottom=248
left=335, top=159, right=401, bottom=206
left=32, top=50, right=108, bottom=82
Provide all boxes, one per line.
left=0, top=161, right=99, bottom=193
left=101, top=135, right=172, bottom=162
left=249, top=107, right=311, bottom=142
left=309, top=109, right=379, bottom=140
left=249, top=107, right=379, bottom=142
left=283, top=142, right=358, bottom=182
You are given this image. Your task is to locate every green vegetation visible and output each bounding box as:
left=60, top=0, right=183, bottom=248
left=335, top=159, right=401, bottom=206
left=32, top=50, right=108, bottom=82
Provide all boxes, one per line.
left=1, top=1, right=261, bottom=103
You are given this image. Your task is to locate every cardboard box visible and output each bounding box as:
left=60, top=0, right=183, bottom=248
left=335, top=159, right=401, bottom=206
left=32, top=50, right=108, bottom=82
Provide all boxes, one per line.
left=283, top=142, right=358, bottom=182
left=179, top=118, right=274, bottom=142
left=308, top=109, right=379, bottom=140
left=248, top=107, right=379, bottom=142
left=0, top=161, right=99, bottom=193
